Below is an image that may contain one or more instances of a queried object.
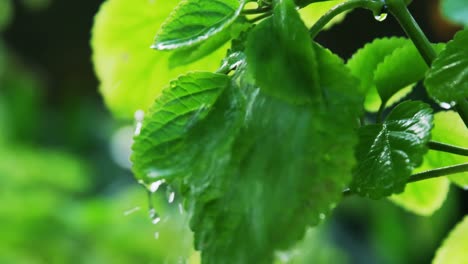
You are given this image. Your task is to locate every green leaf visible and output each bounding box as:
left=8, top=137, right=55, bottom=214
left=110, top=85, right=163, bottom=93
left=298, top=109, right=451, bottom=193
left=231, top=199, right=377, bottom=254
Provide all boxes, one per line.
left=91, top=0, right=228, bottom=118
left=168, top=20, right=251, bottom=68
left=425, top=28, right=468, bottom=105
left=245, top=0, right=319, bottom=104
left=423, top=111, right=468, bottom=188
left=299, top=0, right=348, bottom=29
left=347, top=37, right=409, bottom=112
left=433, top=216, right=468, bottom=264
left=442, top=0, right=468, bottom=26
left=375, top=43, right=445, bottom=106
left=133, top=41, right=361, bottom=264
left=350, top=101, right=434, bottom=199
left=389, top=165, right=450, bottom=216
left=153, top=0, right=245, bottom=50
left=131, top=72, right=229, bottom=180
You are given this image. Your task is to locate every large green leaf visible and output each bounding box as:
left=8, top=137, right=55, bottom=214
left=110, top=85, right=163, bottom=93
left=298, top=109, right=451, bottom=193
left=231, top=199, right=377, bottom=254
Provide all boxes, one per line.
left=389, top=163, right=450, bottom=216
left=433, top=215, right=468, bottom=264
left=91, top=0, right=228, bottom=118
left=132, top=4, right=362, bottom=262
left=245, top=0, right=319, bottom=104
left=350, top=101, right=434, bottom=199
left=131, top=72, right=229, bottom=181
left=374, top=43, right=445, bottom=106
left=153, top=0, right=245, bottom=50
left=442, top=0, right=468, bottom=26
left=425, top=28, right=468, bottom=105
left=347, top=37, right=409, bottom=112
left=423, top=111, right=468, bottom=188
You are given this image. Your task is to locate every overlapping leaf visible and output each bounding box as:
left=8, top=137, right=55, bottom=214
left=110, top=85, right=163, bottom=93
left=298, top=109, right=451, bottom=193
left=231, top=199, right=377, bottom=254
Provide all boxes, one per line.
left=350, top=101, right=434, bottom=199
left=132, top=0, right=362, bottom=262
left=299, top=0, right=347, bottom=29
left=433, top=216, right=468, bottom=264
left=347, top=37, right=409, bottom=112
left=374, top=43, right=445, bottom=105
left=389, top=166, right=449, bottom=216
left=425, top=28, right=468, bottom=105
left=153, top=0, right=245, bottom=50
left=245, top=0, right=319, bottom=104
left=423, top=111, right=468, bottom=188
left=91, top=0, right=228, bottom=118
left=131, top=72, right=229, bottom=182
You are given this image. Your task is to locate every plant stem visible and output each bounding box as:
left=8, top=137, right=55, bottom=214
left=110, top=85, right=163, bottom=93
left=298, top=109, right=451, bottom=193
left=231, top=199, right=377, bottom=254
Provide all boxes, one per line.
left=386, top=0, right=436, bottom=66
left=407, top=163, right=468, bottom=183
left=428, top=141, right=468, bottom=156
left=376, top=100, right=387, bottom=123
left=343, top=162, right=468, bottom=196
left=247, top=12, right=272, bottom=23
left=455, top=99, right=468, bottom=127
left=309, top=0, right=384, bottom=39
left=242, top=6, right=272, bottom=15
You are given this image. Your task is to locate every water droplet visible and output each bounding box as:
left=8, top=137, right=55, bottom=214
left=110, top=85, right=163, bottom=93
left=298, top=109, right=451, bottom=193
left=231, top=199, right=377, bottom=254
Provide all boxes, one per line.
left=178, top=203, right=184, bottom=214
left=123, top=206, right=141, bottom=216
left=154, top=232, right=160, bottom=239
left=439, top=102, right=452, bottom=109
left=149, top=180, right=165, bottom=193
left=319, top=213, right=326, bottom=220
left=374, top=12, right=387, bottom=22
left=168, top=192, right=175, bottom=204
left=152, top=216, right=161, bottom=225
left=134, top=110, right=145, bottom=136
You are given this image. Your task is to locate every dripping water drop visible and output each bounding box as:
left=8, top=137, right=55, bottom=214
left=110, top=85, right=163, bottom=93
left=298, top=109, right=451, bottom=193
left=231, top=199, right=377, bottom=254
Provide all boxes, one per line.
left=439, top=102, right=452, bottom=109
left=149, top=180, right=165, bottom=193
left=134, top=109, right=145, bottom=136
left=319, top=213, right=326, bottom=220
left=178, top=203, right=184, bottom=214
left=374, top=12, right=387, bottom=22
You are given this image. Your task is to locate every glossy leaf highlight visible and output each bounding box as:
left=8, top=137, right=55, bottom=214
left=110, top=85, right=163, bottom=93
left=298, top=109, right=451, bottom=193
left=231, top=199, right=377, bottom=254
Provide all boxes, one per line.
left=351, top=101, right=434, bottom=198
left=153, top=0, right=245, bottom=50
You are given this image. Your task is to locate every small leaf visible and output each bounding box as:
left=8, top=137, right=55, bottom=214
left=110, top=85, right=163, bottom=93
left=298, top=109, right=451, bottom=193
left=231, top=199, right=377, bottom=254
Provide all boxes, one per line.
left=350, top=101, right=434, bottom=199
left=389, top=165, right=450, bottom=216
left=91, top=0, right=228, bottom=118
left=131, top=72, right=229, bottom=181
left=442, top=0, right=468, bottom=26
left=423, top=111, right=468, bottom=189
left=347, top=37, right=409, bottom=112
left=425, top=28, right=468, bottom=105
left=153, top=0, right=245, bottom=50
left=433, top=215, right=468, bottom=264
left=245, top=0, right=319, bottom=104
left=374, top=43, right=445, bottom=105
left=168, top=20, right=251, bottom=68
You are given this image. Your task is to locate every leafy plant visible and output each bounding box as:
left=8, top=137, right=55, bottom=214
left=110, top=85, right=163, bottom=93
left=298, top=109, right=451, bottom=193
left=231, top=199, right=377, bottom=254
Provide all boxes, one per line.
left=91, top=0, right=468, bottom=263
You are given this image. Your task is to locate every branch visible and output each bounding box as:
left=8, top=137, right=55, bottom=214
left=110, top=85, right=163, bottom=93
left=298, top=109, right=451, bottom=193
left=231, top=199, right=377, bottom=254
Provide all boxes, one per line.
left=428, top=141, right=468, bottom=156
left=407, top=163, right=468, bottom=183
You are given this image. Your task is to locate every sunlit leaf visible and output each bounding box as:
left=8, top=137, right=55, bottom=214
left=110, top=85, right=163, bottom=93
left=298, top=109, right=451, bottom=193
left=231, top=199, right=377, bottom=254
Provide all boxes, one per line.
left=374, top=43, right=445, bottom=105
left=433, top=215, right=468, bottom=264
left=347, top=37, right=409, bottom=112
left=389, top=163, right=450, bottom=216
left=153, top=0, right=245, bottom=50
left=350, top=101, right=433, bottom=199
left=423, top=111, right=468, bottom=189
left=91, top=0, right=228, bottom=118
left=425, top=28, right=468, bottom=105
left=299, top=0, right=347, bottom=29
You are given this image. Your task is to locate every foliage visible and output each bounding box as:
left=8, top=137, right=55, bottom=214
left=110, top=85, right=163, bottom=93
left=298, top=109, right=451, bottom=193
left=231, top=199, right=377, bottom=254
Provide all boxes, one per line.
left=90, top=0, right=468, bottom=263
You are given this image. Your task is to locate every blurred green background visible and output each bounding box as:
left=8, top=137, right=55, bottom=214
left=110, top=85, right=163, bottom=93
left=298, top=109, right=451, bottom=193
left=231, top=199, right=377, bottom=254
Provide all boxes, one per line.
left=0, top=0, right=466, bottom=263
